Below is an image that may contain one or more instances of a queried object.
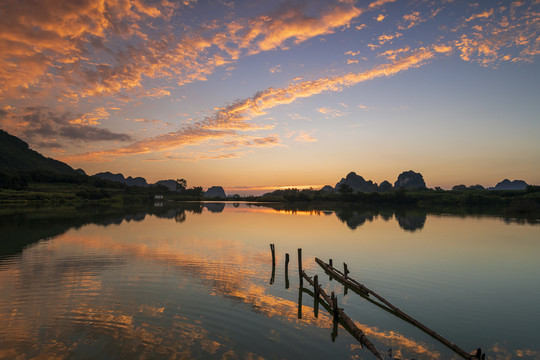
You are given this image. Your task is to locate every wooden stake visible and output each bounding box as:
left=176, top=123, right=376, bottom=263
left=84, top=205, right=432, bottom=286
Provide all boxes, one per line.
left=297, top=248, right=303, bottom=286
left=332, top=292, right=339, bottom=320
left=270, top=244, right=275, bottom=266
left=297, top=285, right=303, bottom=319
left=313, top=276, right=319, bottom=318
left=269, top=244, right=275, bottom=285
left=285, top=253, right=290, bottom=289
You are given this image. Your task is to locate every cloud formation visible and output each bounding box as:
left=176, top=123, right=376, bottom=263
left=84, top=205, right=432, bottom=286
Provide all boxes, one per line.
left=63, top=48, right=436, bottom=161
left=0, top=106, right=131, bottom=145
left=0, top=0, right=367, bottom=103
left=1, top=0, right=538, bottom=166
left=454, top=3, right=539, bottom=66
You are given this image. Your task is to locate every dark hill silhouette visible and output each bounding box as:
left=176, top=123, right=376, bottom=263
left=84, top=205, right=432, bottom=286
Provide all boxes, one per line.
left=204, top=186, right=226, bottom=198
left=488, top=179, right=528, bottom=190
left=335, top=172, right=378, bottom=192
left=0, top=129, right=78, bottom=175
left=155, top=180, right=177, bottom=191
left=394, top=170, right=426, bottom=189
left=93, top=172, right=150, bottom=187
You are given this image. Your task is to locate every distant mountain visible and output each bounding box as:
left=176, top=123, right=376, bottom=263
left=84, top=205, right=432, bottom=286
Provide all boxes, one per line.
left=155, top=180, right=177, bottom=191
left=125, top=176, right=148, bottom=187
left=394, top=170, right=426, bottom=189
left=378, top=180, right=393, bottom=192
left=93, top=172, right=125, bottom=183
left=93, top=173, right=209, bottom=192
left=335, top=172, right=378, bottom=193
left=319, top=185, right=335, bottom=192
left=204, top=186, right=226, bottom=198
left=0, top=129, right=78, bottom=175
left=93, top=172, right=149, bottom=187
left=488, top=179, right=528, bottom=190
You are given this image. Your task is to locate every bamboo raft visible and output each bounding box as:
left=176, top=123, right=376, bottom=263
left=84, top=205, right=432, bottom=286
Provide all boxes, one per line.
left=315, top=257, right=481, bottom=360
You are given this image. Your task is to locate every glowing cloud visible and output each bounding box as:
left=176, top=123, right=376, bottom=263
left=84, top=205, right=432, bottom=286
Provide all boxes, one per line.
left=63, top=48, right=436, bottom=162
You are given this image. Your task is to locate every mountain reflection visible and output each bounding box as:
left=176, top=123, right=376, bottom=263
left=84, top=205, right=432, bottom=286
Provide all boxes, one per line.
left=0, top=217, right=443, bottom=360
left=4, top=202, right=539, bottom=260
left=1, top=203, right=538, bottom=359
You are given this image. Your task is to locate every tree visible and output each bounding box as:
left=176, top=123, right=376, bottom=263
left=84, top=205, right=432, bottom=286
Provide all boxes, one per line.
left=176, top=178, right=187, bottom=192
left=338, top=183, right=353, bottom=194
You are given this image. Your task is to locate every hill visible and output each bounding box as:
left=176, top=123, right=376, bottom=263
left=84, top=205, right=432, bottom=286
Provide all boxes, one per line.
left=0, top=129, right=77, bottom=175
left=488, top=179, right=528, bottom=190
left=93, top=172, right=149, bottom=187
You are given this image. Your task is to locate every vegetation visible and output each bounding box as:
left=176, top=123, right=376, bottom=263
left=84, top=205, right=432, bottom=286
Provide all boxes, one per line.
left=257, top=186, right=540, bottom=216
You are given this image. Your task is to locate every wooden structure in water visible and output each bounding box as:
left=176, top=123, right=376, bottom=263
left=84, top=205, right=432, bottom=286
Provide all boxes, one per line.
left=268, top=246, right=485, bottom=360
left=300, top=269, right=384, bottom=360
left=315, top=257, right=483, bottom=360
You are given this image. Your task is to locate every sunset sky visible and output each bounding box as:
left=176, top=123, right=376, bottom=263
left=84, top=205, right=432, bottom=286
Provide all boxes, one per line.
left=0, top=0, right=539, bottom=194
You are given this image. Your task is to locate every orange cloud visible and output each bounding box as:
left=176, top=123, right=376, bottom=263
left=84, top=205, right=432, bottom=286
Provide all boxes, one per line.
left=368, top=0, right=397, bottom=9
left=454, top=3, right=539, bottom=65
left=269, top=65, right=282, bottom=73
left=400, top=11, right=423, bottom=30
left=0, top=1, right=367, bottom=103
left=0, top=0, right=175, bottom=98
left=241, top=2, right=362, bottom=53
left=69, top=107, right=110, bottom=126
left=294, top=131, right=318, bottom=143
left=379, top=46, right=411, bottom=60
left=64, top=48, right=436, bottom=162
left=378, top=32, right=403, bottom=45
left=317, top=107, right=346, bottom=117
left=465, top=9, right=494, bottom=22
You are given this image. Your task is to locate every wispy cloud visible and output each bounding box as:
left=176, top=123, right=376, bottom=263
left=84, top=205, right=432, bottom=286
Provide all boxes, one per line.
left=269, top=65, right=282, bottom=73
left=63, top=48, right=436, bottom=162
left=465, top=9, right=494, bottom=22
left=378, top=32, right=403, bottom=45
left=358, top=104, right=375, bottom=111
left=317, top=107, right=346, bottom=118
left=379, top=46, right=411, bottom=60
left=294, top=130, right=318, bottom=143
left=0, top=1, right=365, bottom=103
left=454, top=3, right=539, bottom=66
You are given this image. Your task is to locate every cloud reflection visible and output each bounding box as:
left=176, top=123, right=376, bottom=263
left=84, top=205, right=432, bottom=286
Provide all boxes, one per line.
left=0, top=205, right=446, bottom=359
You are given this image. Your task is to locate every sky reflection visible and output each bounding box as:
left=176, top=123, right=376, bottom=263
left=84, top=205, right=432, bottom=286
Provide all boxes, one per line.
left=0, top=203, right=539, bottom=359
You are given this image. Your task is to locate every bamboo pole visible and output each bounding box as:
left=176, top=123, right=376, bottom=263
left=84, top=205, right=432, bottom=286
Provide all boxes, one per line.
left=302, top=270, right=383, bottom=360
left=315, top=257, right=475, bottom=360
left=269, top=244, right=275, bottom=285
left=297, top=248, right=303, bottom=286
left=285, top=253, right=290, bottom=289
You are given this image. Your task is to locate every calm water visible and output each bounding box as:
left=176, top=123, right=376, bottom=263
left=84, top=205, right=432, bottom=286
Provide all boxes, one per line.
left=0, top=203, right=539, bottom=359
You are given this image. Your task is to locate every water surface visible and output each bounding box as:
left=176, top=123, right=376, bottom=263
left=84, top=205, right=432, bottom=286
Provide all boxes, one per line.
left=0, top=203, right=539, bottom=359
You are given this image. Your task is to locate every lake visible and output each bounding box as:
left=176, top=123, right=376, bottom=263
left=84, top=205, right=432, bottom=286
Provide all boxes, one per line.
left=0, top=203, right=539, bottom=359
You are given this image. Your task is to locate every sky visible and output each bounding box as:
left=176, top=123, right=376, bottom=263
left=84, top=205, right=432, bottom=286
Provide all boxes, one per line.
left=0, top=0, right=539, bottom=195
